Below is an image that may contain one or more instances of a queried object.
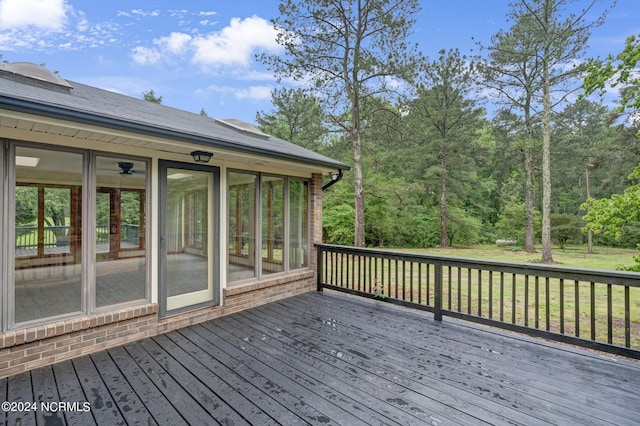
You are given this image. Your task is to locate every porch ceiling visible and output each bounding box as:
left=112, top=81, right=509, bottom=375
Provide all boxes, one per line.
left=0, top=109, right=335, bottom=176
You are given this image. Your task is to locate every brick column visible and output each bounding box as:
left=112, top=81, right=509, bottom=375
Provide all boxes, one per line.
left=310, top=173, right=323, bottom=274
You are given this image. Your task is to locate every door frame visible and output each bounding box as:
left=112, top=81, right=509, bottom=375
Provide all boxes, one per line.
left=158, top=160, right=220, bottom=317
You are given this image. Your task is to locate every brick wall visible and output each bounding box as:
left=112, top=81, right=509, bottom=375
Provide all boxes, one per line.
left=0, top=304, right=158, bottom=379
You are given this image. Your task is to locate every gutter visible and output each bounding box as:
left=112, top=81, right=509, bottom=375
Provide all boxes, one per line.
left=322, top=169, right=344, bottom=191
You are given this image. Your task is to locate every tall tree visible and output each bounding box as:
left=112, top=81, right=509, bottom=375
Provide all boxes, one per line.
left=256, top=88, right=328, bottom=152
left=534, top=0, right=612, bottom=263
left=477, top=12, right=545, bottom=253
left=406, top=49, right=485, bottom=247
left=260, top=0, right=421, bottom=247
left=482, top=0, right=612, bottom=262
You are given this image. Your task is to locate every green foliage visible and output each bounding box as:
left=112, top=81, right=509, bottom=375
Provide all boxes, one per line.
left=550, top=213, right=583, bottom=249
left=583, top=34, right=640, bottom=113
left=322, top=183, right=355, bottom=246
left=446, top=207, right=483, bottom=247
left=583, top=165, right=640, bottom=239
left=583, top=165, right=640, bottom=268
left=142, top=89, right=162, bottom=104
left=256, top=88, right=327, bottom=152
left=15, top=186, right=37, bottom=227
left=493, top=202, right=541, bottom=245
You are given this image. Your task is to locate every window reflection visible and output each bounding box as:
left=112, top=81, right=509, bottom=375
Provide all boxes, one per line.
left=95, top=156, right=146, bottom=307
left=289, top=180, right=309, bottom=269
left=262, top=176, right=284, bottom=275
left=228, top=172, right=257, bottom=282
left=14, top=147, right=83, bottom=323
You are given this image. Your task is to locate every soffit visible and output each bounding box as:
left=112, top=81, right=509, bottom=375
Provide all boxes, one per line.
left=0, top=109, right=337, bottom=176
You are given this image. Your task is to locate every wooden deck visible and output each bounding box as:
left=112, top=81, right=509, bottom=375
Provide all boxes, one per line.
left=2, top=290, right=640, bottom=425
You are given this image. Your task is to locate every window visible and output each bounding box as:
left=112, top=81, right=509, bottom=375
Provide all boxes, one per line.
left=289, top=179, right=309, bottom=269
left=14, top=147, right=83, bottom=323
left=228, top=172, right=257, bottom=282
left=95, top=156, right=147, bottom=307
left=228, top=171, right=309, bottom=284
left=262, top=176, right=284, bottom=275
left=0, top=143, right=149, bottom=330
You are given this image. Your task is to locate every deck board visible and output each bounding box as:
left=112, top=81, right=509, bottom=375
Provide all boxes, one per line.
left=3, top=290, right=640, bottom=425
left=269, top=293, right=639, bottom=425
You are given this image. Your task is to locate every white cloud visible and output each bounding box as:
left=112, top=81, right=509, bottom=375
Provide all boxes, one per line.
left=190, top=15, right=281, bottom=67
left=204, top=84, right=273, bottom=102
left=130, top=9, right=159, bottom=18
left=0, top=0, right=69, bottom=31
left=131, top=46, right=162, bottom=65
left=234, top=85, right=272, bottom=101
left=157, top=32, right=192, bottom=55
left=130, top=15, right=282, bottom=70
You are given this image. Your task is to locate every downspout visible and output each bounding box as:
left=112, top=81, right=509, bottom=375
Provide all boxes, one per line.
left=322, top=169, right=344, bottom=191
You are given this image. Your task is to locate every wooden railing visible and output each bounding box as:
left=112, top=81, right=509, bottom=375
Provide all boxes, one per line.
left=16, top=224, right=140, bottom=250
left=316, top=244, right=640, bottom=359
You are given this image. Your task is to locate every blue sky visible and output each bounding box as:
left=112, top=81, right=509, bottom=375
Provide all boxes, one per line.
left=0, top=0, right=638, bottom=124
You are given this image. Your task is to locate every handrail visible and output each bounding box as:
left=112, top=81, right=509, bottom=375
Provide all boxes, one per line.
left=316, top=243, right=640, bottom=359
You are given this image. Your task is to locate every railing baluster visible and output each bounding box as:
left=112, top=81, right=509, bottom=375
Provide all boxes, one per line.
left=447, top=266, right=452, bottom=310
left=500, top=272, right=504, bottom=322
left=607, top=283, right=613, bottom=344
left=346, top=253, right=351, bottom=290
left=467, top=269, right=472, bottom=315
left=402, top=261, right=407, bottom=301
left=426, top=264, right=431, bottom=305
left=434, top=261, right=442, bottom=321
left=395, top=259, right=399, bottom=299
left=418, top=263, right=422, bottom=305
left=575, top=280, right=580, bottom=338
left=512, top=273, right=516, bottom=324
left=387, top=258, right=391, bottom=298
left=525, top=275, right=529, bottom=327
left=590, top=282, right=596, bottom=341
left=357, top=255, right=362, bottom=292
left=488, top=271, right=493, bottom=319
left=560, top=279, right=565, bottom=335
left=457, top=267, right=462, bottom=312
left=545, top=277, right=550, bottom=331
left=625, top=286, right=631, bottom=348
left=373, top=256, right=378, bottom=295
left=478, top=270, right=482, bottom=317
left=410, top=261, right=414, bottom=302
left=535, top=276, right=539, bottom=329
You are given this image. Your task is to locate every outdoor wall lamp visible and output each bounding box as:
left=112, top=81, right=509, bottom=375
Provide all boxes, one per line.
left=191, top=150, right=213, bottom=163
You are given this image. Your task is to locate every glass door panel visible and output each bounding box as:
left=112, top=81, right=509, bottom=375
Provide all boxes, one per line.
left=162, top=166, right=216, bottom=312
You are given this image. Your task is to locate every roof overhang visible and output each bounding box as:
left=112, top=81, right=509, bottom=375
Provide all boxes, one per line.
left=0, top=94, right=349, bottom=175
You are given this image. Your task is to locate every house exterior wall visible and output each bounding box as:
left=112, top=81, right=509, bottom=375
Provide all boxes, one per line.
left=0, top=122, right=328, bottom=378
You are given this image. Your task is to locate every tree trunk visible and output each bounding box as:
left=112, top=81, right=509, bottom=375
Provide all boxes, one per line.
left=524, top=146, right=535, bottom=252
left=353, top=129, right=366, bottom=247
left=440, top=151, right=448, bottom=247
left=541, top=38, right=553, bottom=264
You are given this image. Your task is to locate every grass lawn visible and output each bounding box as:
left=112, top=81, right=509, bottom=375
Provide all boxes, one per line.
left=391, top=244, right=638, bottom=272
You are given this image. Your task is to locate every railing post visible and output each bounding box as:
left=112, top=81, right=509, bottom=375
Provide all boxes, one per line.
left=434, top=261, right=442, bottom=321
left=316, top=245, right=323, bottom=292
